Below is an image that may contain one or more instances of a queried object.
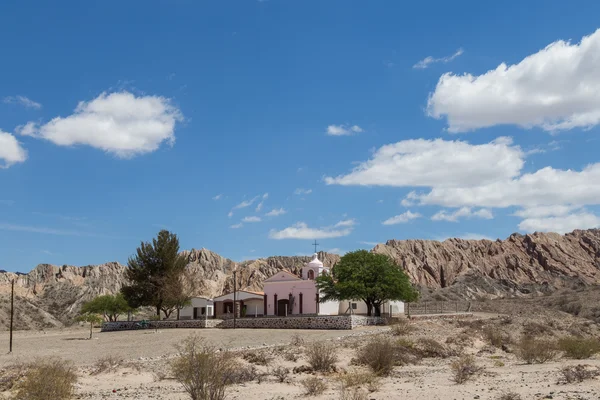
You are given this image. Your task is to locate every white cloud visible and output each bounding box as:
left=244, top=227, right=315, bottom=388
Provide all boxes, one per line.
left=326, top=124, right=364, bottom=136
left=233, top=197, right=258, bottom=210
left=294, top=188, right=313, bottom=195
left=269, top=220, right=354, bottom=240
left=431, top=207, right=493, bottom=222
left=242, top=216, right=261, bottom=223
left=3, top=95, right=42, bottom=109
left=518, top=211, right=600, bottom=234
left=18, top=91, right=182, bottom=158
left=513, top=205, right=577, bottom=219
left=0, top=131, right=28, bottom=168
left=359, top=241, right=380, bottom=246
left=427, top=29, right=600, bottom=132
left=213, top=194, right=223, bottom=200
left=415, top=163, right=600, bottom=208
left=230, top=223, right=243, bottom=229
left=413, top=48, right=463, bottom=69
left=327, top=248, right=345, bottom=255
left=457, top=233, right=495, bottom=241
left=325, top=137, right=523, bottom=188
left=334, top=219, right=356, bottom=227
left=265, top=208, right=286, bottom=217
left=262, top=193, right=269, bottom=199
left=382, top=211, right=421, bottom=225
left=255, top=201, right=264, bottom=212
left=228, top=211, right=234, bottom=218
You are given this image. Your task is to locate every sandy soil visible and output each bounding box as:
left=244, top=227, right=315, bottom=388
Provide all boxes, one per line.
left=1, top=314, right=600, bottom=400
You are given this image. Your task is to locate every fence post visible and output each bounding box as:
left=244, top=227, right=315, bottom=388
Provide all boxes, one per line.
left=456, top=301, right=458, bottom=313
left=441, top=301, right=444, bottom=314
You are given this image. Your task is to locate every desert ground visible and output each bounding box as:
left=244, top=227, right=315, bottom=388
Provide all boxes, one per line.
left=1, top=310, right=600, bottom=400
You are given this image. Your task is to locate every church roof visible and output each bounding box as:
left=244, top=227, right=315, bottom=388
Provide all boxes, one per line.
left=263, top=270, right=302, bottom=283
left=307, top=253, right=323, bottom=268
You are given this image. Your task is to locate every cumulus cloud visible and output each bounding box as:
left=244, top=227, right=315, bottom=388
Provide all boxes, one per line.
left=334, top=219, right=356, bottom=227
left=325, top=137, right=523, bottom=188
left=3, top=95, right=42, bottom=109
left=18, top=91, right=182, bottom=158
left=213, top=194, right=223, bottom=200
left=265, top=208, right=286, bottom=217
left=269, top=220, right=354, bottom=239
left=382, top=211, right=421, bottom=225
left=242, top=216, right=261, bottom=223
left=427, top=29, right=600, bottom=132
left=326, top=124, right=364, bottom=136
left=413, top=48, right=463, bottom=69
left=431, top=207, right=493, bottom=222
left=230, top=223, right=243, bottom=229
left=518, top=211, right=600, bottom=234
left=0, top=131, right=28, bottom=168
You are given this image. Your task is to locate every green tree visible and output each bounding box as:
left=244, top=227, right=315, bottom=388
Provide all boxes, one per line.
left=121, top=230, right=190, bottom=319
left=76, top=312, right=104, bottom=339
left=315, top=250, right=418, bottom=316
left=80, top=293, right=132, bottom=322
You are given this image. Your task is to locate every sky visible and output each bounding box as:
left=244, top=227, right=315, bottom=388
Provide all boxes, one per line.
left=2, top=0, right=600, bottom=272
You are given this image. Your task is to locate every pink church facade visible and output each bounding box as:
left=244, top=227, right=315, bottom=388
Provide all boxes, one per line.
left=263, top=253, right=340, bottom=316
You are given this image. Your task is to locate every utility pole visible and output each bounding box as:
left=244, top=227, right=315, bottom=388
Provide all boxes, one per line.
left=233, top=269, right=237, bottom=329
left=9, top=279, right=14, bottom=353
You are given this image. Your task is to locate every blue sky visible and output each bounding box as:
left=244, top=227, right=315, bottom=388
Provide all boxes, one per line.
left=2, top=0, right=600, bottom=272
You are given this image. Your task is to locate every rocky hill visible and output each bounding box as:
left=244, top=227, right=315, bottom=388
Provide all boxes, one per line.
left=2, top=229, right=600, bottom=330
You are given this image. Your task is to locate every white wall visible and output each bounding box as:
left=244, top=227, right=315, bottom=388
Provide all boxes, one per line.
left=179, top=298, right=214, bottom=319
left=319, top=300, right=340, bottom=315
left=242, top=299, right=264, bottom=317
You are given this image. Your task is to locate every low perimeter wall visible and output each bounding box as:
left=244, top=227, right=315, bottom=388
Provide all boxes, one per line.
left=102, top=315, right=385, bottom=332
left=101, top=318, right=222, bottom=332
left=219, top=315, right=386, bottom=330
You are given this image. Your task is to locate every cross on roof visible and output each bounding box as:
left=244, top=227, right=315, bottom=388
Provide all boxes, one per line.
left=312, top=240, right=319, bottom=253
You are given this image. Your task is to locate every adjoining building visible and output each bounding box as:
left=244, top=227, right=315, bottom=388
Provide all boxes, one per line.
left=213, top=290, right=264, bottom=318
left=179, top=296, right=214, bottom=320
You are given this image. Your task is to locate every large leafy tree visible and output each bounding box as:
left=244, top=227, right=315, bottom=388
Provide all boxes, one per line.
left=81, top=293, right=132, bottom=322
left=121, top=230, right=190, bottom=318
left=315, top=250, right=419, bottom=316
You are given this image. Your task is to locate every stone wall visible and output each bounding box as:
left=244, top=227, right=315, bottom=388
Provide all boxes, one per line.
left=219, top=315, right=386, bottom=330
left=101, top=319, right=223, bottom=332
left=101, top=315, right=386, bottom=332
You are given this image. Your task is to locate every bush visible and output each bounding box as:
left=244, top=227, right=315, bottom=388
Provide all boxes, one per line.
left=558, top=336, right=600, bottom=359
left=243, top=350, right=273, bottom=366
left=522, top=322, right=553, bottom=337
left=337, top=370, right=379, bottom=390
left=558, top=364, right=600, bottom=384
left=450, top=355, right=481, bottom=384
left=14, top=358, right=77, bottom=400
left=229, top=365, right=260, bottom=384
left=306, top=342, right=338, bottom=372
left=339, top=386, right=369, bottom=400
left=356, top=336, right=396, bottom=376
left=497, top=392, right=522, bottom=400
left=515, top=337, right=558, bottom=364
left=302, top=376, right=327, bottom=396
left=271, top=366, right=290, bottom=383
left=483, top=326, right=512, bottom=348
left=171, top=335, right=238, bottom=400
left=416, top=338, right=452, bottom=358
left=93, top=355, right=122, bottom=374
left=390, top=319, right=414, bottom=336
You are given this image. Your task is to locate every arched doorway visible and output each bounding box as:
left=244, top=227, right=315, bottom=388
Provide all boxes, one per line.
left=277, top=299, right=289, bottom=316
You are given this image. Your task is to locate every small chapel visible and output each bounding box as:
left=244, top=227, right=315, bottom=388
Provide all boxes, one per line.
left=263, top=253, right=341, bottom=316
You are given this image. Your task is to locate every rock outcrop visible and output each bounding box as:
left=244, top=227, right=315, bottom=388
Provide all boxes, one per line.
left=2, top=229, right=600, bottom=329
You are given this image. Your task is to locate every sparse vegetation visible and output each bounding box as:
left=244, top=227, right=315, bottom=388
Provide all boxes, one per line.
left=522, top=321, right=553, bottom=337
left=339, top=386, right=369, bottom=400
left=337, top=370, right=379, bottom=390
left=483, top=326, right=512, bottom=348
left=171, top=335, right=237, bottom=400
left=302, top=376, right=327, bottom=396
left=515, top=337, right=558, bottom=364
left=229, top=365, right=260, bottom=384
left=306, top=341, right=338, bottom=372
left=75, top=312, right=104, bottom=339
left=450, top=355, right=481, bottom=384
left=356, top=336, right=396, bottom=376
left=389, top=318, right=414, bottom=336
left=558, top=336, right=600, bottom=359
left=92, top=355, right=122, bottom=374
left=558, top=364, right=600, bottom=384
left=14, top=358, right=77, bottom=400
left=416, top=338, right=452, bottom=358
left=497, top=392, right=522, bottom=400
left=243, top=350, right=274, bottom=366
left=271, top=366, right=290, bottom=383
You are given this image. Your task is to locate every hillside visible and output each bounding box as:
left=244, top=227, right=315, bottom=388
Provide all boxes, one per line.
left=1, top=229, right=600, bottom=330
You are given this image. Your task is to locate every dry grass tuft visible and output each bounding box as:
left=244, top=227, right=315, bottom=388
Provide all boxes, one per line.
left=389, top=318, right=415, bottom=336
left=483, top=326, right=512, bottom=348
left=515, top=337, right=558, bottom=364
left=450, top=355, right=482, bottom=384
left=497, top=392, right=522, bottom=400
left=271, top=366, right=290, bottom=383
left=558, top=336, right=600, bottom=359
left=356, top=336, right=397, bottom=376
left=339, top=386, right=369, bottom=400
left=14, top=358, right=77, bottom=400
left=558, top=364, right=600, bottom=384
left=243, top=350, right=274, bottom=366
left=302, top=376, right=327, bottom=396
left=171, top=335, right=238, bottom=400
left=337, top=369, right=379, bottom=391
left=92, top=355, right=123, bottom=375
left=306, top=341, right=338, bottom=372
